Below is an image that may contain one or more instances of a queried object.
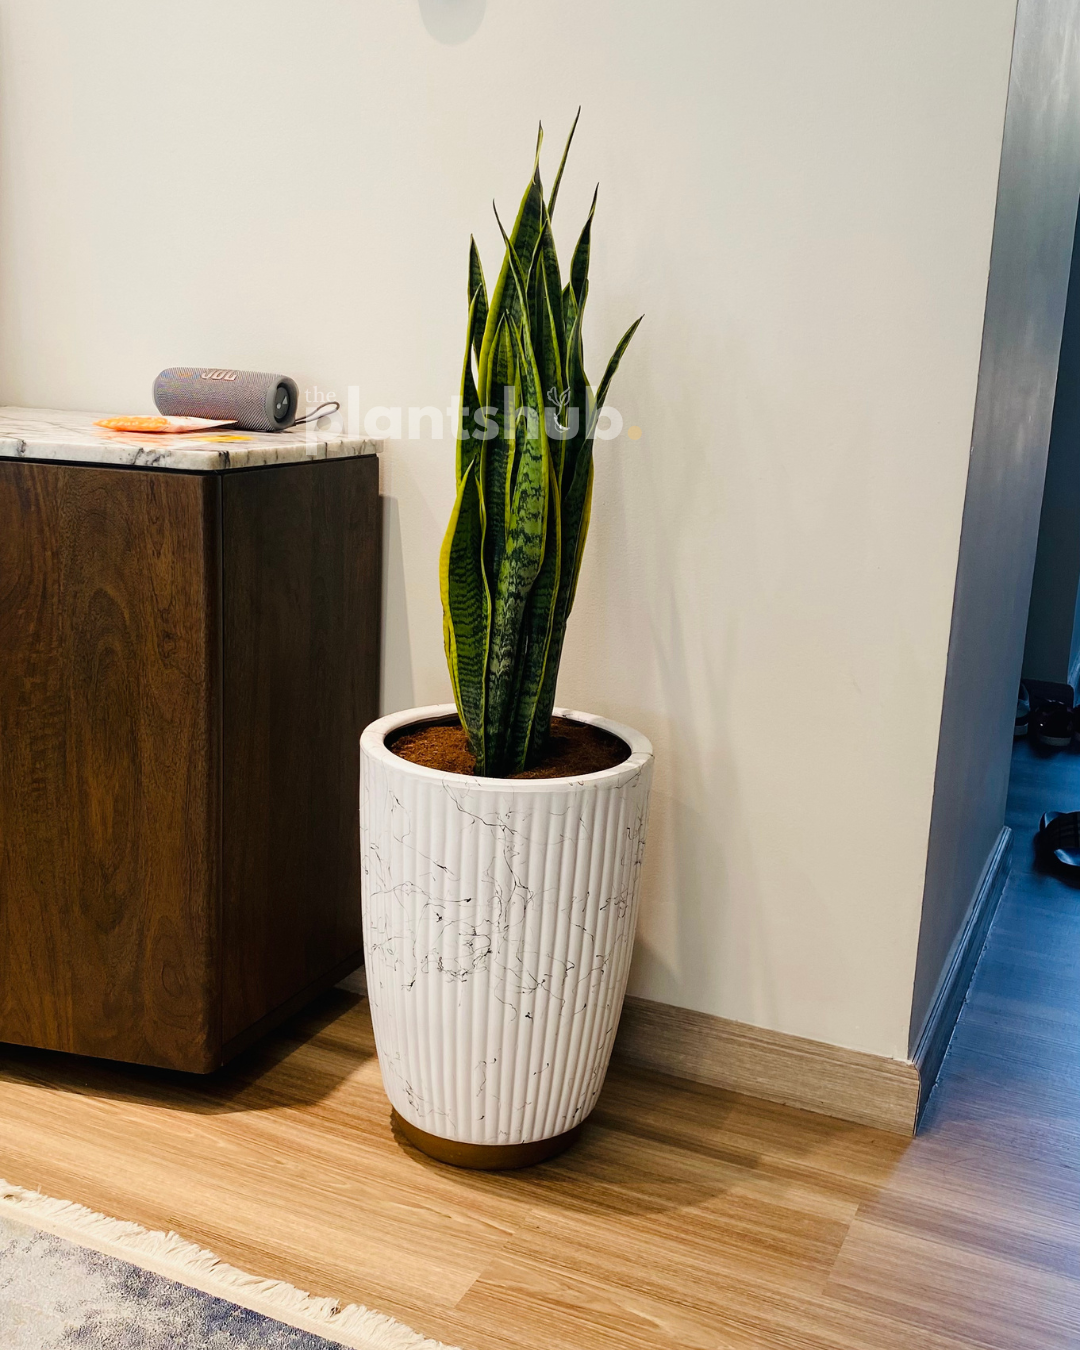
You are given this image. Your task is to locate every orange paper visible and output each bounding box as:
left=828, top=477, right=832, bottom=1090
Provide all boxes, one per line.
left=94, top=415, right=236, bottom=434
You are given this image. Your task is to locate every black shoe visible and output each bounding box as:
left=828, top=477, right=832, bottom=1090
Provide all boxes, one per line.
left=1038, top=811, right=1080, bottom=868
left=1034, top=700, right=1073, bottom=749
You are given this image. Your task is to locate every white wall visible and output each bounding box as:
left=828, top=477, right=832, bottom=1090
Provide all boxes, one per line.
left=0, top=0, right=1020, bottom=1060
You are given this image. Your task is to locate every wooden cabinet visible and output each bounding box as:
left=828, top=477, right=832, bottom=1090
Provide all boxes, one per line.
left=0, top=454, right=380, bottom=1071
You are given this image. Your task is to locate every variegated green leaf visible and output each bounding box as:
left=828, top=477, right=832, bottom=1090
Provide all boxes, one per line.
left=468, top=236, right=488, bottom=366
left=477, top=134, right=545, bottom=390
left=570, top=186, right=598, bottom=305
left=457, top=293, right=481, bottom=487
left=560, top=278, right=590, bottom=488
left=484, top=321, right=550, bottom=770
left=547, top=107, right=581, bottom=218
left=562, top=281, right=578, bottom=347
left=567, top=455, right=594, bottom=612
left=481, top=316, right=516, bottom=599
left=529, top=433, right=592, bottom=758
left=533, top=259, right=566, bottom=476
left=440, top=458, right=490, bottom=771
left=593, top=315, right=643, bottom=429
left=506, top=449, right=561, bottom=771
left=493, top=202, right=566, bottom=489
left=527, top=283, right=595, bottom=756
left=535, top=213, right=566, bottom=402
left=443, top=116, right=641, bottom=773
left=492, top=203, right=532, bottom=319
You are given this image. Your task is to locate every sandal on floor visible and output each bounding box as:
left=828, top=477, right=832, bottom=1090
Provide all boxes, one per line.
left=1034, top=701, right=1074, bottom=749
left=1037, top=811, right=1080, bottom=868
left=1015, top=683, right=1031, bottom=737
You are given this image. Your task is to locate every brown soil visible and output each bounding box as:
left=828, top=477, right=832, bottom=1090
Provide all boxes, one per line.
left=387, top=715, right=630, bottom=779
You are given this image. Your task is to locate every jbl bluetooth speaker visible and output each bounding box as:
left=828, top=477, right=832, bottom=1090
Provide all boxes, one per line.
left=153, top=367, right=299, bottom=432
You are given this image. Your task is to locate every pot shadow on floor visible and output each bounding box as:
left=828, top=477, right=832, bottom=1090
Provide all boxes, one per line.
left=0, top=987, right=910, bottom=1222
left=0, top=986, right=376, bottom=1117
left=384, top=1061, right=911, bottom=1222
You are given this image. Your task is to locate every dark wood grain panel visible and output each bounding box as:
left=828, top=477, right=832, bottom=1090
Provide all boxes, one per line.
left=220, top=455, right=379, bottom=1045
left=0, top=461, right=220, bottom=1070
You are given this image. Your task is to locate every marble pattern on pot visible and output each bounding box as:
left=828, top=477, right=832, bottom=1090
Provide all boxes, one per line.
left=0, top=407, right=378, bottom=472
left=360, top=705, right=654, bottom=1147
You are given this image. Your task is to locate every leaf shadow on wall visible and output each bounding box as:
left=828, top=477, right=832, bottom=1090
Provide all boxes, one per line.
left=381, top=491, right=416, bottom=714
left=604, top=322, right=780, bottom=1032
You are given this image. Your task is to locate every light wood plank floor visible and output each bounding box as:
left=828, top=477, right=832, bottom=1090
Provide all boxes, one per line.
left=2, top=735, right=1080, bottom=1349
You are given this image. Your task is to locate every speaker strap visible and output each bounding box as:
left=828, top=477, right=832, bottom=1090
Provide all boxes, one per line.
left=294, top=400, right=341, bottom=426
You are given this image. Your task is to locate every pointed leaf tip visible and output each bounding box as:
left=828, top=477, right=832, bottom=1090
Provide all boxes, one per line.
left=548, top=106, right=582, bottom=218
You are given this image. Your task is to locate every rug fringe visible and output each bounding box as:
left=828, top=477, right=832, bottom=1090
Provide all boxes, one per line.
left=0, top=1178, right=459, bottom=1350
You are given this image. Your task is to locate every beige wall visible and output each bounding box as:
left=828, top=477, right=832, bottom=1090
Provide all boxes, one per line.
left=0, top=1, right=1020, bottom=1059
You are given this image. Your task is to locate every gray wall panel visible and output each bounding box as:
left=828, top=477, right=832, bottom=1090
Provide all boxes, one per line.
left=911, top=0, right=1080, bottom=1047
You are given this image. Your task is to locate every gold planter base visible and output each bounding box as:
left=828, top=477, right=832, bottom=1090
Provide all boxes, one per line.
left=391, top=1109, right=584, bottom=1171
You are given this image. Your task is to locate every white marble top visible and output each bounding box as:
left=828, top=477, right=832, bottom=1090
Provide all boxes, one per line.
left=0, top=407, right=379, bottom=471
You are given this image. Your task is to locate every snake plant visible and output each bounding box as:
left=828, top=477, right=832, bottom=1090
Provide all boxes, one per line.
left=440, top=112, right=641, bottom=776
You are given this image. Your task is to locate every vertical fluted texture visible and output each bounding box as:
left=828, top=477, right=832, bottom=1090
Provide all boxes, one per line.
left=360, top=722, right=653, bottom=1146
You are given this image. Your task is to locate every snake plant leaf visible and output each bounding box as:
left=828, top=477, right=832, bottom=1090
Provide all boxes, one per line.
left=457, top=293, right=482, bottom=487
left=506, top=454, right=561, bottom=771
left=440, top=457, right=490, bottom=770
left=524, top=206, right=559, bottom=323
left=593, top=314, right=644, bottom=428
left=524, top=213, right=545, bottom=343
left=570, top=186, right=598, bottom=305
left=477, top=145, right=545, bottom=389
left=536, top=213, right=567, bottom=393
left=493, top=204, right=567, bottom=445
left=567, top=455, right=594, bottom=611
left=484, top=321, right=551, bottom=768
left=529, top=432, right=592, bottom=754
left=443, top=117, right=640, bottom=773
left=557, top=311, right=595, bottom=592
left=526, top=283, right=594, bottom=757
left=492, top=203, right=532, bottom=318
left=491, top=202, right=562, bottom=485
left=547, top=107, right=581, bottom=219
left=468, top=237, right=488, bottom=366
left=533, top=257, right=566, bottom=470
left=482, top=315, right=516, bottom=599
left=505, top=291, right=563, bottom=769
left=562, top=282, right=578, bottom=347
left=560, top=278, right=590, bottom=483
left=493, top=201, right=566, bottom=480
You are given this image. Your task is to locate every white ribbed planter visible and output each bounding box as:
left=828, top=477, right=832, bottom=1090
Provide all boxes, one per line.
left=360, top=704, right=653, bottom=1166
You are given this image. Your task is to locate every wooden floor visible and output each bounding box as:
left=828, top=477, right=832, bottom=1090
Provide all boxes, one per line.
left=2, top=736, right=1080, bottom=1349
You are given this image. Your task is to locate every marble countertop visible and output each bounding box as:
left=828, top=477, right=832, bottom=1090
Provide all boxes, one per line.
left=0, top=407, right=380, bottom=471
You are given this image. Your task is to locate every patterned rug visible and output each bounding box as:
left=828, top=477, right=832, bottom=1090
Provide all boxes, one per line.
left=0, top=1182, right=456, bottom=1350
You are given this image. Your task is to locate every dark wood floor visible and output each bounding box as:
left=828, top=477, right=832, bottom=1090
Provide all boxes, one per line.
left=0, top=736, right=1078, bottom=1348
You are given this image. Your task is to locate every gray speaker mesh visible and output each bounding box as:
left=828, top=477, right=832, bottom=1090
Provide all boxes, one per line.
left=153, top=367, right=298, bottom=432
